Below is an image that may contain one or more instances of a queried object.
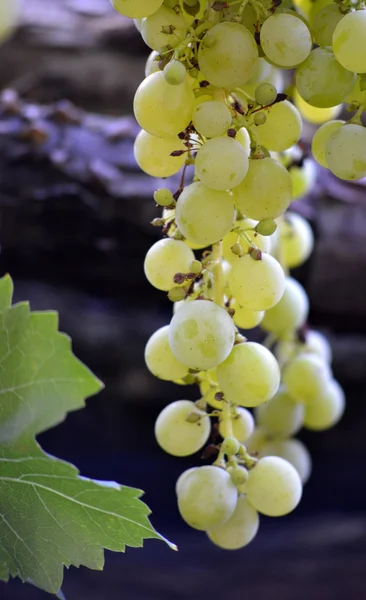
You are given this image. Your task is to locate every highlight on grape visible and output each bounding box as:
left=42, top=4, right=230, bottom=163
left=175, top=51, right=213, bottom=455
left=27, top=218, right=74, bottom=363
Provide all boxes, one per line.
left=110, top=0, right=363, bottom=550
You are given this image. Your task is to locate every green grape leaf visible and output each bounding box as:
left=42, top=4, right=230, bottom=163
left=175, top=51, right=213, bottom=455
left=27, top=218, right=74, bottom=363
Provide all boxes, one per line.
left=0, top=275, right=174, bottom=593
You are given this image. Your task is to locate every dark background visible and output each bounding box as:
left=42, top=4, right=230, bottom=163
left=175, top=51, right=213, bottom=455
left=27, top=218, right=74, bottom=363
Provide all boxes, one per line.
left=0, top=1, right=366, bottom=599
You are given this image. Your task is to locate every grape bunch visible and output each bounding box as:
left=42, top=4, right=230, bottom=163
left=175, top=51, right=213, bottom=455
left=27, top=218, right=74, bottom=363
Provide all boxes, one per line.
left=110, top=0, right=357, bottom=549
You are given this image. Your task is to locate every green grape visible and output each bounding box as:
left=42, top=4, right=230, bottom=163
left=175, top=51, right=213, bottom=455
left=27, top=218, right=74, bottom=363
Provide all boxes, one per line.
left=312, top=4, right=343, bottom=47
left=0, top=0, right=19, bottom=43
left=278, top=212, right=314, bottom=269
left=140, top=5, right=186, bottom=50
left=145, top=50, right=160, bottom=77
left=175, top=182, right=235, bottom=246
left=293, top=88, right=341, bottom=124
left=304, top=379, right=345, bottom=430
left=111, top=0, right=163, bottom=18
left=145, top=325, right=189, bottom=381
left=312, top=120, right=344, bottom=168
left=169, top=299, right=236, bottom=370
left=227, top=465, right=248, bottom=487
left=346, top=75, right=366, bottom=106
left=261, top=277, right=309, bottom=336
left=256, top=219, right=277, bottom=236
left=195, top=136, right=249, bottom=191
left=207, top=496, right=259, bottom=550
left=198, top=22, right=258, bottom=89
left=254, top=112, right=267, bottom=126
left=261, top=439, right=312, bottom=484
left=177, top=466, right=238, bottom=530
left=222, top=437, right=240, bottom=456
left=192, top=101, right=232, bottom=138
left=233, top=158, right=293, bottom=221
left=236, top=127, right=251, bottom=154
left=255, top=83, right=277, bottom=106
left=283, top=353, right=332, bottom=405
left=175, top=467, right=195, bottom=496
left=289, top=159, right=317, bottom=200
left=255, top=387, right=304, bottom=438
left=333, top=10, right=366, bottom=74
left=144, top=239, right=195, bottom=291
left=231, top=300, right=264, bottom=330
left=154, top=188, right=174, bottom=207
left=134, top=71, right=195, bottom=138
left=246, top=427, right=268, bottom=455
left=219, top=407, right=255, bottom=442
left=325, top=124, right=366, bottom=181
left=276, top=329, right=332, bottom=366
left=164, top=60, right=187, bottom=85
left=134, top=130, right=186, bottom=177
left=256, top=101, right=302, bottom=152
left=217, top=342, right=281, bottom=408
left=246, top=456, right=302, bottom=517
left=296, top=48, right=356, bottom=109
left=240, top=58, right=284, bottom=101
left=155, top=400, right=210, bottom=456
left=222, top=219, right=271, bottom=266
left=229, top=252, right=285, bottom=311
left=260, top=13, right=312, bottom=68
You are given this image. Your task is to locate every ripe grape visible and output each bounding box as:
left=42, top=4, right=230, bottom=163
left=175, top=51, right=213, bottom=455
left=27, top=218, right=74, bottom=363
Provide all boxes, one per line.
left=134, top=71, right=195, bottom=138
left=155, top=400, right=210, bottom=456
left=260, top=13, right=312, bottom=68
left=217, top=342, right=281, bottom=407
left=198, top=22, right=258, bottom=89
left=312, top=4, right=343, bottom=48
left=312, top=120, right=344, bottom=168
left=141, top=6, right=186, bottom=51
left=177, top=466, right=238, bottom=530
left=240, top=58, right=284, bottom=101
left=145, top=325, right=189, bottom=381
left=233, top=158, right=293, bottom=221
left=111, top=0, right=163, bottom=18
left=219, top=407, right=255, bottom=442
left=231, top=300, right=265, bottom=330
left=164, top=60, right=187, bottom=85
left=229, top=252, right=285, bottom=311
left=246, top=427, right=268, bottom=456
left=145, top=50, right=160, bottom=77
left=222, top=219, right=271, bottom=265
left=195, top=136, right=249, bottom=191
left=192, top=101, right=232, bottom=139
left=289, top=158, right=317, bottom=200
left=304, top=379, right=345, bottom=430
left=325, top=124, right=366, bottom=181
left=255, top=83, right=277, bottom=106
left=283, top=353, right=332, bottom=404
left=169, top=300, right=236, bottom=370
left=255, top=387, right=304, bottom=438
left=256, top=101, right=302, bottom=152
left=333, top=10, right=366, bottom=74
left=293, top=89, right=341, bottom=124
left=246, top=456, right=302, bottom=517
left=278, top=212, right=314, bottom=269
left=276, top=329, right=332, bottom=366
left=144, top=239, right=195, bottom=291
left=207, top=496, right=259, bottom=550
left=261, top=277, right=309, bottom=336
left=261, top=439, right=312, bottom=484
left=175, top=182, right=235, bottom=246
left=134, top=130, right=186, bottom=178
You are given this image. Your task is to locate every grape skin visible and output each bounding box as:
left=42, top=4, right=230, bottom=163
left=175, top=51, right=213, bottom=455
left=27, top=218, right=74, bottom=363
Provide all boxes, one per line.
left=283, top=353, right=332, bottom=405
left=141, top=6, right=186, bottom=51
left=256, top=101, right=302, bottom=152
left=144, top=239, right=195, bottom=292
left=261, top=277, right=309, bottom=336
left=325, top=124, right=366, bottom=181
left=145, top=325, right=189, bottom=381
left=195, top=136, right=249, bottom=191
left=207, top=496, right=259, bottom=550
left=260, top=439, right=312, bottom=484
left=304, top=379, right=345, bottom=430
left=134, top=130, right=186, bottom=178
left=192, top=101, right=232, bottom=138
left=260, top=13, right=312, bottom=68
left=219, top=407, right=255, bottom=442
left=312, top=120, right=344, bottom=168
left=255, top=387, right=304, bottom=439
left=155, top=400, right=211, bottom=457
left=332, top=10, right=366, bottom=74
left=111, top=0, right=163, bottom=18
left=278, top=212, right=314, bottom=269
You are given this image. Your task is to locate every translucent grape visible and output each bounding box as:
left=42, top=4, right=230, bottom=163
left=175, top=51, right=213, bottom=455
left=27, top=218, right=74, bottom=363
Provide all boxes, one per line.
left=260, top=13, right=312, bottom=68
left=144, top=239, right=195, bottom=291
left=246, top=456, right=302, bottom=517
left=231, top=300, right=264, bottom=330
left=325, top=124, right=366, bottom=181
left=278, top=212, right=314, bottom=269
left=175, top=182, right=235, bottom=246
left=261, top=277, right=309, bottom=336
left=333, top=10, right=366, bottom=74
left=164, top=60, right=187, bottom=85
left=134, top=130, right=186, bottom=178
left=240, top=58, right=284, bottom=102
left=222, top=437, right=240, bottom=457
left=195, top=137, right=249, bottom=191
left=294, top=89, right=341, bottom=124
left=207, top=496, right=259, bottom=550
left=256, top=101, right=302, bottom=152
left=175, top=467, right=195, bottom=497
left=198, top=22, right=258, bottom=89
left=145, top=325, right=189, bottom=381
left=169, top=300, right=236, bottom=370
left=154, top=188, right=174, bottom=207
left=255, top=387, right=304, bottom=438
left=141, top=5, right=186, bottom=50
left=261, top=439, right=312, bottom=484
left=229, top=253, right=286, bottom=311
left=255, top=83, right=277, bottom=106
left=0, top=0, right=19, bottom=43
left=304, top=379, right=345, bottom=430
left=289, top=159, right=317, bottom=200
left=296, top=48, right=356, bottom=109
left=217, top=342, right=281, bottom=407
left=276, top=329, right=332, bottom=366
left=312, top=120, right=344, bottom=168
left=227, top=465, right=248, bottom=487
left=155, top=400, right=210, bottom=457
left=246, top=427, right=268, bottom=455
left=192, top=101, right=232, bottom=138
left=177, top=466, right=238, bottom=530
left=236, top=127, right=251, bottom=154
left=111, top=0, right=163, bottom=18
left=312, top=4, right=343, bottom=47
left=223, top=219, right=271, bottom=265
left=219, top=407, right=255, bottom=442
left=134, top=71, right=195, bottom=138
left=145, top=50, right=160, bottom=77
left=283, top=353, right=332, bottom=405
left=233, top=158, right=292, bottom=221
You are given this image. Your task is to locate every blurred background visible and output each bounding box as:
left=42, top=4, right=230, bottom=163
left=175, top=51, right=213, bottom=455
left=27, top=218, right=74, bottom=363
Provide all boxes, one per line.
left=0, top=1, right=366, bottom=598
